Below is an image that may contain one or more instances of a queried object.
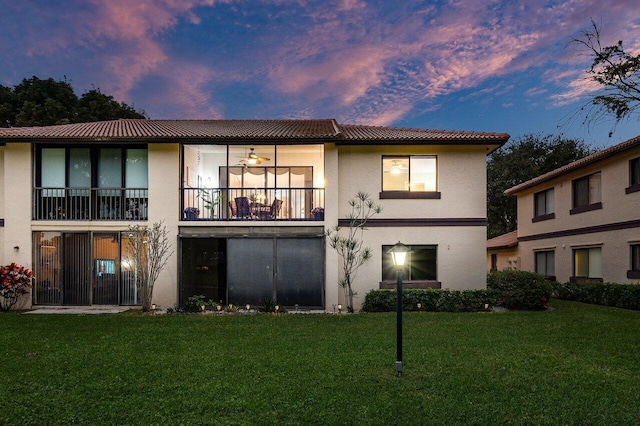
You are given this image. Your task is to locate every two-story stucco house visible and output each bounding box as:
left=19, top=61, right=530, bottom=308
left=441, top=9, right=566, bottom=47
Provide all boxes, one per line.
left=0, top=119, right=508, bottom=310
left=500, top=135, right=640, bottom=283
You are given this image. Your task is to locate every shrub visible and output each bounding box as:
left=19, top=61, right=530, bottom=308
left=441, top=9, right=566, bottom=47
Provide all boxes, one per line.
left=0, top=263, right=34, bottom=311
left=184, top=294, right=207, bottom=312
left=361, top=288, right=499, bottom=313
left=487, top=270, right=554, bottom=310
left=556, top=281, right=640, bottom=310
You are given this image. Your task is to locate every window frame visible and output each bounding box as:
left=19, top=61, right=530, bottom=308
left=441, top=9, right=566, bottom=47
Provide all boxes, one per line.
left=629, top=244, right=640, bottom=279
left=532, top=188, right=555, bottom=222
left=571, top=246, right=603, bottom=282
left=570, top=171, right=602, bottom=215
left=626, top=157, right=640, bottom=194
left=534, top=250, right=555, bottom=278
left=36, top=145, right=148, bottom=190
left=380, top=155, right=441, bottom=199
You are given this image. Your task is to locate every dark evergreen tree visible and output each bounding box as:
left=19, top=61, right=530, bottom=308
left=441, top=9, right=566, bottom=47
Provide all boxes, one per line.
left=0, top=76, right=146, bottom=127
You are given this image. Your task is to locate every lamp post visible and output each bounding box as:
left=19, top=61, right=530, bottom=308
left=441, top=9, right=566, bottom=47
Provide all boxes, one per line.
left=388, top=241, right=411, bottom=377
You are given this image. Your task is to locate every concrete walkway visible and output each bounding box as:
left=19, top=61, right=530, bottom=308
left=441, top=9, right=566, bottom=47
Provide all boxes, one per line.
left=25, top=306, right=132, bottom=314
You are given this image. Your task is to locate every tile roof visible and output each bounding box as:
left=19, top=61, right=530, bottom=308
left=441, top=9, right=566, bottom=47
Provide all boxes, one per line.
left=0, top=119, right=341, bottom=141
left=339, top=124, right=509, bottom=143
left=486, top=230, right=518, bottom=250
left=0, top=119, right=509, bottom=145
left=505, top=134, right=640, bottom=196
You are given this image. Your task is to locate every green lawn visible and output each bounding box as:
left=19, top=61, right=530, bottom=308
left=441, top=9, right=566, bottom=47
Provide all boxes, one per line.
left=2, top=299, right=640, bottom=425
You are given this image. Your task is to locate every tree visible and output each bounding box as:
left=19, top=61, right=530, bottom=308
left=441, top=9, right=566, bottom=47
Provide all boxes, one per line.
left=13, top=77, right=77, bottom=126
left=572, top=19, right=640, bottom=136
left=487, top=134, right=594, bottom=238
left=124, top=221, right=173, bottom=312
left=0, top=84, right=14, bottom=127
left=1, top=76, right=146, bottom=127
left=326, top=191, right=382, bottom=313
left=76, top=89, right=146, bottom=122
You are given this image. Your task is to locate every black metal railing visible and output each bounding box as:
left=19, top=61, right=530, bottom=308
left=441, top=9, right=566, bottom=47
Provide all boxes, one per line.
left=181, top=187, right=325, bottom=221
left=33, top=188, right=148, bottom=221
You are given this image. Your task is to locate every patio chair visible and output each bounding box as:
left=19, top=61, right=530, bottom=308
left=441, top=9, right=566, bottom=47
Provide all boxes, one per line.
left=234, top=197, right=251, bottom=219
left=228, top=200, right=237, bottom=218
left=269, top=199, right=283, bottom=219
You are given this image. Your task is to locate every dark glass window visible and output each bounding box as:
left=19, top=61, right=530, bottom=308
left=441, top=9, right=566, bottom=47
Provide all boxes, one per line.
left=535, top=251, right=555, bottom=276
left=534, top=188, right=554, bottom=217
left=573, top=172, right=601, bottom=208
left=632, top=245, right=640, bottom=272
left=630, top=158, right=640, bottom=186
left=382, top=245, right=437, bottom=281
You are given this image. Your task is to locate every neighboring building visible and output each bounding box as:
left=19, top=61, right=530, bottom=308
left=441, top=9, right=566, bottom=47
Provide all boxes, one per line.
left=502, top=135, right=640, bottom=283
left=0, top=119, right=508, bottom=310
left=486, top=230, right=519, bottom=273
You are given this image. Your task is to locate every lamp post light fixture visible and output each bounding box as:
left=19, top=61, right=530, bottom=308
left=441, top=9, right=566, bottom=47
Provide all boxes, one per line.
left=338, top=304, right=342, bottom=314
left=388, top=241, right=411, bottom=377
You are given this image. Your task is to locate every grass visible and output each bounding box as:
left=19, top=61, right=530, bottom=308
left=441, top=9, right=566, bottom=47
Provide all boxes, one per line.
left=2, top=300, right=640, bottom=425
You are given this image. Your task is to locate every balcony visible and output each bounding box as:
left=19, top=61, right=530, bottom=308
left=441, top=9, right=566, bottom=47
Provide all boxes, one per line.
left=181, top=187, right=324, bottom=221
left=33, top=188, right=148, bottom=221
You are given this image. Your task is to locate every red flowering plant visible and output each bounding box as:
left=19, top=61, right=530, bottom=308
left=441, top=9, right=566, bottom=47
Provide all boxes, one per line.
left=0, top=263, right=34, bottom=311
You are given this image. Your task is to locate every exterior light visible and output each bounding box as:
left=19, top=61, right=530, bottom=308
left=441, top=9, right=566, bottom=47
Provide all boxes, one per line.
left=275, top=305, right=279, bottom=313
left=201, top=304, right=205, bottom=312
left=338, top=304, right=342, bottom=313
left=387, top=241, right=411, bottom=377
left=217, top=304, right=222, bottom=311
left=246, top=304, right=251, bottom=311
left=417, top=302, right=422, bottom=311
left=388, top=241, right=411, bottom=269
left=151, top=303, right=156, bottom=313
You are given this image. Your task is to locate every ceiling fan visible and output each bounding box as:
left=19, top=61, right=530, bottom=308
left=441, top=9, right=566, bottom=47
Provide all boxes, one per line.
left=237, top=147, right=271, bottom=165
left=388, top=160, right=408, bottom=175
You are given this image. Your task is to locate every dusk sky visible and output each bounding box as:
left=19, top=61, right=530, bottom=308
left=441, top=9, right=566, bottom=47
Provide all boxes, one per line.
left=1, top=0, right=639, bottom=147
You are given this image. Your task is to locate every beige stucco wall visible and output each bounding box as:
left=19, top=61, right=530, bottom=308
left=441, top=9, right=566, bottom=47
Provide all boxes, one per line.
left=0, top=145, right=4, bottom=266
left=332, top=144, right=491, bottom=310
left=324, top=143, right=340, bottom=308
left=3, top=143, right=32, bottom=269
left=337, top=145, right=488, bottom=218
left=515, top=145, right=640, bottom=283
left=147, top=143, right=180, bottom=309
left=486, top=248, right=520, bottom=272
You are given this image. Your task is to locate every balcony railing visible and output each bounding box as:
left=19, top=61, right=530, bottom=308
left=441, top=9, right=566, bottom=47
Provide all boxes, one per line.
left=182, top=187, right=325, bottom=221
left=33, top=188, right=148, bottom=221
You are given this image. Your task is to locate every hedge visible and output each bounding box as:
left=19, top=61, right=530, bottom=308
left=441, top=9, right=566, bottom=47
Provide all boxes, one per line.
left=361, top=288, right=499, bottom=313
left=362, top=270, right=554, bottom=313
left=487, top=270, right=555, bottom=310
left=555, top=281, right=640, bottom=311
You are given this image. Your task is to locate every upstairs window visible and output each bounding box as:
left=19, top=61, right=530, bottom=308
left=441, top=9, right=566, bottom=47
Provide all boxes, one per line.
left=381, top=156, right=439, bottom=199
left=571, top=172, right=602, bottom=214
left=627, top=158, right=640, bottom=194
left=533, top=188, right=554, bottom=221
